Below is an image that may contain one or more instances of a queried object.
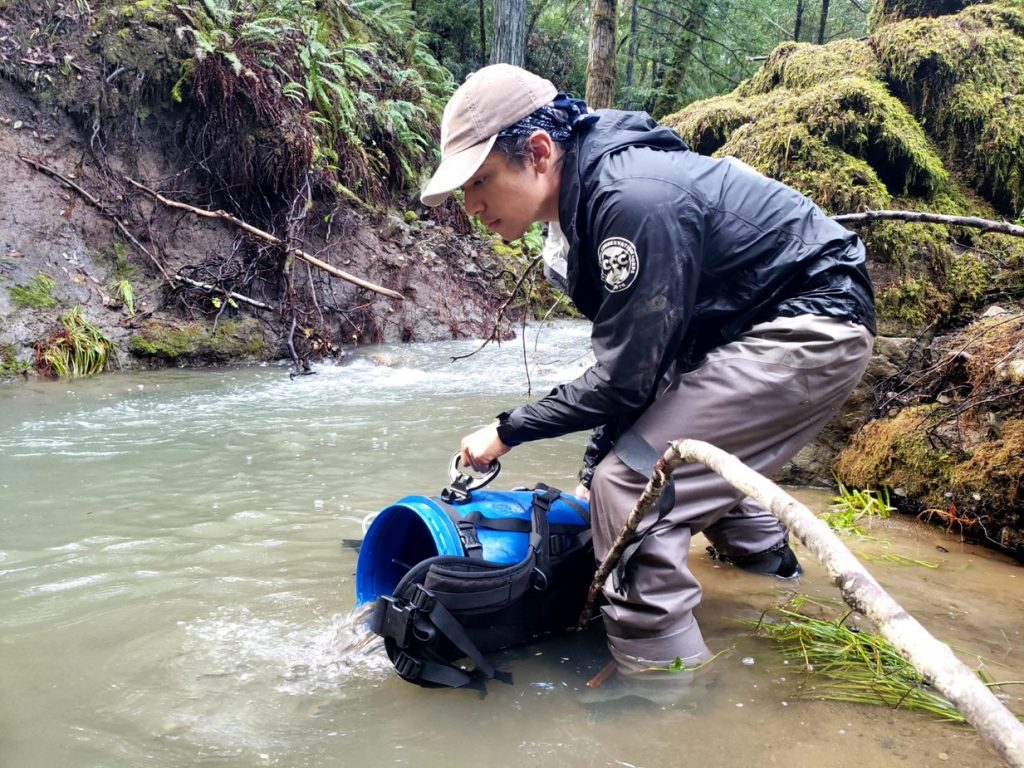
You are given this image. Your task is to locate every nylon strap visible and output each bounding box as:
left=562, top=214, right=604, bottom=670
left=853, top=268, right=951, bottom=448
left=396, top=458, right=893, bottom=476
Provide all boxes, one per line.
left=610, top=429, right=676, bottom=594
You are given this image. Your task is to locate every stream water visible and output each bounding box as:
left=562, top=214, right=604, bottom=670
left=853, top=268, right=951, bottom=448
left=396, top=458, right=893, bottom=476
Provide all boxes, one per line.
left=1, top=320, right=1021, bottom=768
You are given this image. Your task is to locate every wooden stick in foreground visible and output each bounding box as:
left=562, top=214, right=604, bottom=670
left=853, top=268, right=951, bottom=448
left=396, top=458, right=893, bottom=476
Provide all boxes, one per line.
left=124, top=177, right=405, bottom=301
left=579, top=438, right=1024, bottom=768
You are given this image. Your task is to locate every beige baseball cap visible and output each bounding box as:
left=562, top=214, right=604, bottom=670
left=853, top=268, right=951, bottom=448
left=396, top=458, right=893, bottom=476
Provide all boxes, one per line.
left=420, top=64, right=557, bottom=207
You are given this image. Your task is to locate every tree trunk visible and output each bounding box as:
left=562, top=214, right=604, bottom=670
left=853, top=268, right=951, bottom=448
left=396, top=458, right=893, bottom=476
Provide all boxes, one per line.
left=651, top=0, right=710, bottom=118
left=817, top=0, right=831, bottom=43
left=491, top=0, right=527, bottom=67
left=624, top=0, right=639, bottom=108
left=479, top=0, right=488, bottom=67
left=586, top=0, right=618, bottom=108
left=580, top=438, right=1024, bottom=768
left=794, top=0, right=805, bottom=40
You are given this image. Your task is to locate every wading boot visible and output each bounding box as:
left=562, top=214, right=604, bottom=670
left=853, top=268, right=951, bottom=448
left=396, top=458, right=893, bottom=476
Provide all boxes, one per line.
left=706, top=540, right=803, bottom=579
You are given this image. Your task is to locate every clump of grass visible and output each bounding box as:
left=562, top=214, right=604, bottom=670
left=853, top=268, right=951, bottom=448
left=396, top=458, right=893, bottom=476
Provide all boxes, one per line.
left=854, top=549, right=941, bottom=568
left=35, top=306, right=115, bottom=378
left=751, top=595, right=1000, bottom=722
left=820, top=480, right=895, bottom=537
left=0, top=343, right=30, bottom=378
left=9, top=273, right=59, bottom=310
left=115, top=278, right=136, bottom=315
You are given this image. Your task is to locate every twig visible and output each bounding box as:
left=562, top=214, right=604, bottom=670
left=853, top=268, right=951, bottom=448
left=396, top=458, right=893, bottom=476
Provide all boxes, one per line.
left=174, top=274, right=275, bottom=311
left=18, top=154, right=174, bottom=285
left=579, top=438, right=1024, bottom=768
left=450, top=254, right=543, bottom=362
left=124, top=177, right=405, bottom=300
left=832, top=209, right=1024, bottom=238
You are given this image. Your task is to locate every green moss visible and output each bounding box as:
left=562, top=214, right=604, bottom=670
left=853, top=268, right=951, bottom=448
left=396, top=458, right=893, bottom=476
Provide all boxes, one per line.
left=834, top=405, right=957, bottom=507
left=737, top=40, right=883, bottom=96
left=869, top=0, right=984, bottom=30
left=9, top=273, right=59, bottom=309
left=951, top=419, right=1024, bottom=507
left=665, top=95, right=754, bottom=156
left=874, top=3, right=1024, bottom=216
left=129, top=318, right=265, bottom=363
left=0, top=343, right=30, bottom=378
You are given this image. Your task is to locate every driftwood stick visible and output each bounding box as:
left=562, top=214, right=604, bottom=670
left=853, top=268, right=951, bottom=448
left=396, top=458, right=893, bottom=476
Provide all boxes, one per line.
left=580, top=438, right=1024, bottom=768
left=124, top=176, right=405, bottom=301
left=832, top=209, right=1024, bottom=238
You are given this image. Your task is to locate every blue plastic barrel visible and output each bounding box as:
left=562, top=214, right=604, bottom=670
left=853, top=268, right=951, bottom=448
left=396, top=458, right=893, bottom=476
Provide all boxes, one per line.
left=355, top=489, right=590, bottom=604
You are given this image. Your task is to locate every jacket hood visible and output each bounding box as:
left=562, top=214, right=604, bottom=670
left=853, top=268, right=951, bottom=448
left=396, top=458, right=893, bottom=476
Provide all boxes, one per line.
left=558, top=110, right=689, bottom=243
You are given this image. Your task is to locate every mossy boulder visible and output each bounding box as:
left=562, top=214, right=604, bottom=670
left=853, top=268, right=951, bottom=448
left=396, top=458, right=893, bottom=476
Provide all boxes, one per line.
left=835, top=311, right=1024, bottom=559
left=873, top=1, right=1024, bottom=217
left=129, top=317, right=265, bottom=364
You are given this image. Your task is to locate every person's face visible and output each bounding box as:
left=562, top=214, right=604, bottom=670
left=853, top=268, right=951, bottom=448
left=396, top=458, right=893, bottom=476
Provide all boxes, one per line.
left=461, top=133, right=560, bottom=241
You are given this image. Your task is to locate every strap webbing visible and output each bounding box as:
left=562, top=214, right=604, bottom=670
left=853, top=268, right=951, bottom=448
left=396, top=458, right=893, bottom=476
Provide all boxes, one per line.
left=610, top=429, right=676, bottom=594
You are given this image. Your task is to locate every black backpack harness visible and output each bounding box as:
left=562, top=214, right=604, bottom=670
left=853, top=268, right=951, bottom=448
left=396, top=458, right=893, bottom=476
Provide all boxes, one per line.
left=369, top=459, right=593, bottom=688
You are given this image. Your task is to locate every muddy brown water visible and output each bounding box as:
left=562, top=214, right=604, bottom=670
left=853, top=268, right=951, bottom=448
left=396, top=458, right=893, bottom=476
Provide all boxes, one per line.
left=1, top=321, right=1021, bottom=767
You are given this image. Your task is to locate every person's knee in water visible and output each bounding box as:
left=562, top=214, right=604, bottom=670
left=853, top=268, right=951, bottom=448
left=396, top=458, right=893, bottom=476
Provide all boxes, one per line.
left=419, top=64, right=876, bottom=679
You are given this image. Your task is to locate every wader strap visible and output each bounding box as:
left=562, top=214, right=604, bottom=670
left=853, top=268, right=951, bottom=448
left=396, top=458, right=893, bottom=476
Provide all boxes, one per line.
left=610, top=429, right=676, bottom=595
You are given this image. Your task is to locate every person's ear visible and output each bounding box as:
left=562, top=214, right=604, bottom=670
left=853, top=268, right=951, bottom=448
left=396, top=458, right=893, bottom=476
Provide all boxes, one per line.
left=527, top=130, right=555, bottom=173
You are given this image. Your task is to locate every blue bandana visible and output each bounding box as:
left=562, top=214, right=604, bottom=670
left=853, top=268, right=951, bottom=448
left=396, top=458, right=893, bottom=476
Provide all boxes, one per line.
left=497, top=93, right=599, bottom=142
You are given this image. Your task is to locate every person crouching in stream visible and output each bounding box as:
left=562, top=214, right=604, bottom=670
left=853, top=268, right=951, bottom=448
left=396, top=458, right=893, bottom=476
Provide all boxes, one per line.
left=419, top=64, right=876, bottom=678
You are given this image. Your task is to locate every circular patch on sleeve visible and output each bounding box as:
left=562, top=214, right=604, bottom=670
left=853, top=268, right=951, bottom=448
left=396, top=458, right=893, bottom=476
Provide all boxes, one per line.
left=598, top=237, right=640, bottom=293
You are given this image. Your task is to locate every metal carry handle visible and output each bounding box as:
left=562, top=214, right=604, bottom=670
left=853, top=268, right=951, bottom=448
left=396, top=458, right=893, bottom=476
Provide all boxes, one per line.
left=447, top=452, right=501, bottom=493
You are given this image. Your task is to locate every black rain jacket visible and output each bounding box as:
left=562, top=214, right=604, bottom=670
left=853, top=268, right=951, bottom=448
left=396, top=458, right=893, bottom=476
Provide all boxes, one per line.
left=495, top=110, right=876, bottom=480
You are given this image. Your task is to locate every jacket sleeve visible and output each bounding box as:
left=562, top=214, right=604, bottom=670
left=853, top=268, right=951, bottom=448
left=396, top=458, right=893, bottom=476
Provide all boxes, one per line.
left=496, top=177, right=705, bottom=446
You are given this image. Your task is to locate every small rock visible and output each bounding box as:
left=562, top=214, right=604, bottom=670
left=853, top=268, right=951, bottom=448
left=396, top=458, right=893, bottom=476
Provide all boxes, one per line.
left=938, top=753, right=949, bottom=761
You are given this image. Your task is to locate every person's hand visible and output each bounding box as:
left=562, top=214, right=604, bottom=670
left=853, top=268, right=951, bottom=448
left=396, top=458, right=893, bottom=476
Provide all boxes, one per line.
left=574, top=484, right=591, bottom=502
left=460, top=424, right=510, bottom=473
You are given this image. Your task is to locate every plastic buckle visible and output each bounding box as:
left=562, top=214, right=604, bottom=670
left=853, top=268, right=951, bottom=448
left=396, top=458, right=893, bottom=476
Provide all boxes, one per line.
left=409, top=584, right=436, bottom=612
left=376, top=596, right=414, bottom=647
left=457, top=521, right=483, bottom=557
left=394, top=651, right=423, bottom=680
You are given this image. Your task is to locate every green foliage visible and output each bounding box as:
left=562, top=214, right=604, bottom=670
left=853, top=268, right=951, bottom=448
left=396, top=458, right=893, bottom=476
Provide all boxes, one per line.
left=173, top=0, right=452, bottom=209
left=821, top=480, right=895, bottom=537
left=9, top=273, right=59, bottom=310
left=115, top=278, right=136, bottom=315
left=0, top=343, right=30, bottom=378
left=35, top=306, right=115, bottom=378
left=752, top=595, right=999, bottom=721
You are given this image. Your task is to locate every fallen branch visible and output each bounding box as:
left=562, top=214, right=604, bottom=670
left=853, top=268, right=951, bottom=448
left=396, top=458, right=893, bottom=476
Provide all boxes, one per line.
left=18, top=154, right=174, bottom=285
left=580, top=438, right=1024, bottom=768
left=832, top=209, right=1024, bottom=238
left=450, top=253, right=543, bottom=362
left=19, top=155, right=275, bottom=310
left=124, top=177, right=405, bottom=301
left=174, top=274, right=275, bottom=311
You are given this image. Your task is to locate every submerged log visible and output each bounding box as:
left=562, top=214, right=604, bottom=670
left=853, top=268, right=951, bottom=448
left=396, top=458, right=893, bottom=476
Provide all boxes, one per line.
left=580, top=438, right=1024, bottom=768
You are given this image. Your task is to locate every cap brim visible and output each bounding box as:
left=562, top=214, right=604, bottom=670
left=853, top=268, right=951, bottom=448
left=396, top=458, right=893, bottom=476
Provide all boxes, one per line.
left=420, top=134, right=498, bottom=207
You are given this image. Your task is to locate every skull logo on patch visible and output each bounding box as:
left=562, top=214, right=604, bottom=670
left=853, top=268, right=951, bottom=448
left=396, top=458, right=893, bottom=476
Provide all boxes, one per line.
left=598, top=237, right=639, bottom=293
